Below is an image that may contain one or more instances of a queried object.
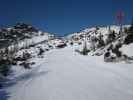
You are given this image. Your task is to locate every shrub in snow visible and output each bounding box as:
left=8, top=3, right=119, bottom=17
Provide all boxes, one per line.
left=97, top=33, right=105, bottom=48
left=19, top=61, right=31, bottom=69
left=81, top=48, right=90, bottom=55
left=75, top=49, right=90, bottom=56
left=38, top=47, right=45, bottom=56
left=48, top=45, right=53, bottom=49
left=104, top=40, right=132, bottom=62
left=70, top=42, right=73, bottom=45
left=106, top=30, right=116, bottom=44
left=124, top=20, right=133, bottom=44
left=0, top=57, right=11, bottom=76
left=104, top=52, right=115, bottom=62
left=90, top=35, right=97, bottom=51
left=78, top=42, right=82, bottom=45
left=127, top=20, right=133, bottom=34
left=14, top=50, right=31, bottom=62
left=112, top=43, right=122, bottom=57
left=45, top=48, right=49, bottom=51
left=104, top=51, right=110, bottom=58
left=76, top=41, right=90, bottom=55
left=104, top=49, right=121, bottom=62
left=124, top=33, right=133, bottom=44
left=94, top=52, right=103, bottom=56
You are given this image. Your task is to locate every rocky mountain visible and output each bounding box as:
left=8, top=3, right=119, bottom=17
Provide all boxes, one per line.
left=0, top=23, right=54, bottom=49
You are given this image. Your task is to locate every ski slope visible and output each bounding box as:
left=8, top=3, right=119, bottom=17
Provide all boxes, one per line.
left=6, top=46, right=133, bottom=100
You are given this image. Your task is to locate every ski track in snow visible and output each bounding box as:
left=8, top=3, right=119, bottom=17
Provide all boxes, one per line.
left=5, top=46, right=133, bottom=100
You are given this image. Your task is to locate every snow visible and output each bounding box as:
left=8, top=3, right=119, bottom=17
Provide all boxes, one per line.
left=5, top=31, right=52, bottom=53
left=2, top=45, right=133, bottom=100
left=0, top=24, right=133, bottom=100
left=67, top=25, right=130, bottom=44
left=120, top=43, right=133, bottom=56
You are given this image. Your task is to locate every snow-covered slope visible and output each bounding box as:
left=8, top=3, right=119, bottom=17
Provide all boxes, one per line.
left=120, top=43, right=133, bottom=56
left=67, top=25, right=129, bottom=43
left=0, top=23, right=55, bottom=51
left=0, top=24, right=133, bottom=100
left=5, top=45, right=133, bottom=100
left=67, top=25, right=133, bottom=61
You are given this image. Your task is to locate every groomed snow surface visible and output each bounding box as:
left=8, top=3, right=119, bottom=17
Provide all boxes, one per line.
left=2, top=45, right=133, bottom=100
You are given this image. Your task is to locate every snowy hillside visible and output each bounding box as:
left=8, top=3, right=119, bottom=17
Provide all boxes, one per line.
left=2, top=45, right=133, bottom=100
left=0, top=23, right=56, bottom=80
left=1, top=24, right=133, bottom=100
left=0, top=23, right=55, bottom=51
left=67, top=25, right=133, bottom=62
left=67, top=25, right=129, bottom=43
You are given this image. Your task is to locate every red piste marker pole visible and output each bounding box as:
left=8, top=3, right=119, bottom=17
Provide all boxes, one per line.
left=116, top=11, right=125, bottom=35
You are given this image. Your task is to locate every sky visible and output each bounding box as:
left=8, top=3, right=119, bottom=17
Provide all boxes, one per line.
left=0, top=0, right=133, bottom=36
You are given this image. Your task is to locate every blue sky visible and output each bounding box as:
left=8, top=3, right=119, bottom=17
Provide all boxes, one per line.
left=0, top=0, right=133, bottom=36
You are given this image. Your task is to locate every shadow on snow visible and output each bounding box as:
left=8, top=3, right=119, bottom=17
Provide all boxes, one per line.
left=0, top=67, right=50, bottom=100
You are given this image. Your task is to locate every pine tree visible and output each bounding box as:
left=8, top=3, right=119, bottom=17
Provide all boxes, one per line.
left=124, top=19, right=133, bottom=44
left=80, top=34, right=90, bottom=55
left=106, top=30, right=116, bottom=44
left=82, top=40, right=88, bottom=55
left=97, top=33, right=105, bottom=48
left=128, top=19, right=133, bottom=34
